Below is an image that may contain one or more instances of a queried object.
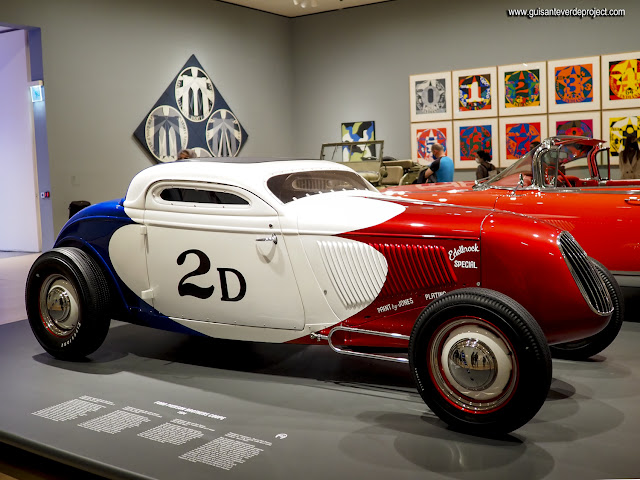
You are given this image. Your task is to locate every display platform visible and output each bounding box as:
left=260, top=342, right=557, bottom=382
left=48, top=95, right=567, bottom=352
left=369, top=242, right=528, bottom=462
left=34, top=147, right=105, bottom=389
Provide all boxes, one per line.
left=1, top=319, right=640, bottom=480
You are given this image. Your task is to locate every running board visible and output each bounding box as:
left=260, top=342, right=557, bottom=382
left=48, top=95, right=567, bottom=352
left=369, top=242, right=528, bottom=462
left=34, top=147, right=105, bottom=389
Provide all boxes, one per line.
left=310, top=326, right=409, bottom=364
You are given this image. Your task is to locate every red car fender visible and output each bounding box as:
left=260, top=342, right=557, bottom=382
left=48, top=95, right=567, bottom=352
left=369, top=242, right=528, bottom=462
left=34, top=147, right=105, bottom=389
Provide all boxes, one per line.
left=480, top=211, right=609, bottom=344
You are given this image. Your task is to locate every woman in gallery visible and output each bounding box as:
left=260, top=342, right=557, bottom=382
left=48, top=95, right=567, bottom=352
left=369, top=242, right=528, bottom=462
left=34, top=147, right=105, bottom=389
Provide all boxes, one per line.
left=474, top=150, right=496, bottom=180
left=620, top=134, right=640, bottom=179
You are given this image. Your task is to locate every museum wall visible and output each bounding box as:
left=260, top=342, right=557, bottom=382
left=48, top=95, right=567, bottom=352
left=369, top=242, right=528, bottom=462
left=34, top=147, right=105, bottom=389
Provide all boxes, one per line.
left=0, top=30, right=41, bottom=252
left=0, top=0, right=294, bottom=234
left=291, top=0, right=640, bottom=179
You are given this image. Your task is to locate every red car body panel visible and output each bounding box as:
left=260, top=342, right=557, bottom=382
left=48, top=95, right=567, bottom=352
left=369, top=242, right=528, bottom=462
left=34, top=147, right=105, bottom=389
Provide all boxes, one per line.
left=290, top=197, right=610, bottom=347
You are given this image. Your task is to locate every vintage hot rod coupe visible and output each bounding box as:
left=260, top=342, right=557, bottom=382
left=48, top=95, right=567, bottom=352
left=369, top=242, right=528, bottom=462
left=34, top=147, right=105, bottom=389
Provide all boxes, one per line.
left=26, top=159, right=614, bottom=434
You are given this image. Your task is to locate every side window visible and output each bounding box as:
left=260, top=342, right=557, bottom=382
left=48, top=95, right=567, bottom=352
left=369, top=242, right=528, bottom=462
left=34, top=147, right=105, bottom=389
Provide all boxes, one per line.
left=159, top=188, right=249, bottom=205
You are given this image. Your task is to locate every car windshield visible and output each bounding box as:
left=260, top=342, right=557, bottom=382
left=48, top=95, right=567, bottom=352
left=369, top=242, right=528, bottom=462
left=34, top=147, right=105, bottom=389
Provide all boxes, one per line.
left=476, top=141, right=597, bottom=189
left=267, top=170, right=377, bottom=203
left=476, top=150, right=535, bottom=188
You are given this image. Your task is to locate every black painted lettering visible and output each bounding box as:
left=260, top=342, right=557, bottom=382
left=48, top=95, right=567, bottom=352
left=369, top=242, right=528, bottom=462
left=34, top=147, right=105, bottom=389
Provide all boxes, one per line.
left=217, top=268, right=246, bottom=302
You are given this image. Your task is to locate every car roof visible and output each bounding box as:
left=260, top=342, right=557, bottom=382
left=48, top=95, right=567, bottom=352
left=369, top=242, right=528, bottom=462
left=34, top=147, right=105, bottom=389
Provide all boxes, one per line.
left=123, top=158, right=354, bottom=209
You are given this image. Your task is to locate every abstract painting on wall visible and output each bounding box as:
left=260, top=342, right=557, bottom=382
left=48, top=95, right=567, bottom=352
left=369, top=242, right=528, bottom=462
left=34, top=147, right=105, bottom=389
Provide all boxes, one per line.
left=602, top=109, right=640, bottom=165
left=341, top=121, right=376, bottom=161
left=409, top=72, right=452, bottom=122
left=548, top=56, right=600, bottom=113
left=498, top=62, right=547, bottom=116
left=601, top=52, right=640, bottom=110
left=452, top=67, right=497, bottom=119
left=134, top=54, right=248, bottom=162
left=411, top=121, right=453, bottom=164
left=453, top=119, right=498, bottom=169
left=499, top=115, right=547, bottom=168
left=549, top=112, right=601, bottom=139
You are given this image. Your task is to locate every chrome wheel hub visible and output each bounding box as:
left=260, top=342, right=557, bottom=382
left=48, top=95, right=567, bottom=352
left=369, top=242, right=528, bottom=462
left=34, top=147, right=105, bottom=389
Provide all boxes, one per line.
left=447, top=338, right=497, bottom=391
left=430, top=318, right=516, bottom=412
left=39, top=275, right=80, bottom=337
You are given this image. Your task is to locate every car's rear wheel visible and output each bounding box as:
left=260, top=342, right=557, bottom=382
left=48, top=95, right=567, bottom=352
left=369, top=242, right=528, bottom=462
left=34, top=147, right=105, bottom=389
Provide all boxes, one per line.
left=550, top=257, right=623, bottom=360
left=25, top=247, right=111, bottom=360
left=409, top=288, right=551, bottom=435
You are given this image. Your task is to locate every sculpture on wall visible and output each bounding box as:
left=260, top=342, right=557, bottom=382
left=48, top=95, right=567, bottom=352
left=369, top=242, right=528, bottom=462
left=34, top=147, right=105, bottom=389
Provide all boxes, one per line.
left=134, top=55, right=248, bottom=163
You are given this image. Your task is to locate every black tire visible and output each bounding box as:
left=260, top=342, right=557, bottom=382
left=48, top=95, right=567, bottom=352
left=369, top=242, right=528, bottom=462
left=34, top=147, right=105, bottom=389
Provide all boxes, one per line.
left=25, top=247, right=111, bottom=360
left=409, top=288, right=552, bottom=435
left=550, top=257, right=624, bottom=360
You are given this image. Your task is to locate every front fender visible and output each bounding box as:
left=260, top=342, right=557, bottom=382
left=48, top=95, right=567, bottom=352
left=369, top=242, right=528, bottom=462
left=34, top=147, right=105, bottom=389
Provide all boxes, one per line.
left=480, top=212, right=610, bottom=344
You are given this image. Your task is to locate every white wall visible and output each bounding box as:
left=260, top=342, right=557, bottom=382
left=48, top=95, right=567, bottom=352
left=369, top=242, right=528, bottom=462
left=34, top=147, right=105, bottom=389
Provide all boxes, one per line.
left=0, top=29, right=40, bottom=252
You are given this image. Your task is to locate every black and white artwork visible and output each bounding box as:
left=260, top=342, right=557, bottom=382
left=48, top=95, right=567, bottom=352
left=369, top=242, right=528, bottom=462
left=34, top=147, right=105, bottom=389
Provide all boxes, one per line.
left=134, top=55, right=248, bottom=162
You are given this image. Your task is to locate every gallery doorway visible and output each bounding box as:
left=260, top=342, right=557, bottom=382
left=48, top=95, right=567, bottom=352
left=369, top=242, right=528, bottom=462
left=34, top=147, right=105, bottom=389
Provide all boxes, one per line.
left=0, top=23, right=53, bottom=253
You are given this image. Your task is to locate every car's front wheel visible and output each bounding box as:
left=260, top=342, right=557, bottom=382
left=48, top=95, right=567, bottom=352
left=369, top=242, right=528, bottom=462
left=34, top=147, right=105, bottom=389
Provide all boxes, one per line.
left=25, top=247, right=111, bottom=360
left=409, top=288, right=551, bottom=435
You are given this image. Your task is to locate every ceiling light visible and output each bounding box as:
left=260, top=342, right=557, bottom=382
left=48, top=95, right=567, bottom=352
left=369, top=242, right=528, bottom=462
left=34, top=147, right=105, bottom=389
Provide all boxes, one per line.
left=293, top=0, right=318, bottom=8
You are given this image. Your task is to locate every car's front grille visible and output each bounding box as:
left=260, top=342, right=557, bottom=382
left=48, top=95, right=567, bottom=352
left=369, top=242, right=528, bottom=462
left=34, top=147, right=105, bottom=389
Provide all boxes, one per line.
left=558, top=232, right=613, bottom=315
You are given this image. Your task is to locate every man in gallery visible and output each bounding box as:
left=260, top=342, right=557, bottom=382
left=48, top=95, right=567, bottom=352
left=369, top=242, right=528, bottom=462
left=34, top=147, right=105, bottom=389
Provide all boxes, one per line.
left=416, top=143, right=454, bottom=183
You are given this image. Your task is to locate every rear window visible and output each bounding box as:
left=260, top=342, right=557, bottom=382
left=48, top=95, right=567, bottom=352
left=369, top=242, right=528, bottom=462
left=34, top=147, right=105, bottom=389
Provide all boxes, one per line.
left=159, top=188, right=248, bottom=205
left=267, top=170, right=376, bottom=203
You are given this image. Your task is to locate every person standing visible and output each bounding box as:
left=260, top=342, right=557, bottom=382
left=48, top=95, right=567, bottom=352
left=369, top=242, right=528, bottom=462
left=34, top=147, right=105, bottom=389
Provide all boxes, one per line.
left=620, top=134, right=640, bottom=179
left=416, top=143, right=454, bottom=183
left=474, top=150, right=496, bottom=180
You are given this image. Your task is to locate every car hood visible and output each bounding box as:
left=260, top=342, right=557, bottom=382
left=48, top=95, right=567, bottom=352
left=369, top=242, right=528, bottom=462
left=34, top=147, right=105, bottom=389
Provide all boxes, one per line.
left=381, top=182, right=498, bottom=209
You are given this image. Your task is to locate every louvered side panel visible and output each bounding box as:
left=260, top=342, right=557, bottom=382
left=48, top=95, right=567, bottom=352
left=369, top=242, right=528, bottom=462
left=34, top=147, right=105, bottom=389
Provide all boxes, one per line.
left=318, top=240, right=388, bottom=310
left=369, top=243, right=457, bottom=295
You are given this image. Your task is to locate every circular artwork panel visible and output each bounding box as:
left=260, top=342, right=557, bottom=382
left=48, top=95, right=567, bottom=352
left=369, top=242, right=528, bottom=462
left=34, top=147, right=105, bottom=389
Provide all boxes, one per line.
left=175, top=67, right=216, bottom=122
left=145, top=105, right=189, bottom=162
left=206, top=109, right=243, bottom=157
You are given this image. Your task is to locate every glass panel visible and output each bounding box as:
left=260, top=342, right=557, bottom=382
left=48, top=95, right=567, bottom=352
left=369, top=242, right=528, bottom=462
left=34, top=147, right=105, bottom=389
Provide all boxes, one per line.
left=160, top=188, right=249, bottom=205
left=267, top=170, right=377, bottom=203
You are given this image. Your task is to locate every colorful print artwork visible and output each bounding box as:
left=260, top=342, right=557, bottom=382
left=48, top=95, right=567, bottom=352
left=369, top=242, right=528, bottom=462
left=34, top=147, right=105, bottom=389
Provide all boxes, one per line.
left=602, top=53, right=640, bottom=109
left=416, top=127, right=447, bottom=161
left=453, top=68, right=497, bottom=119
left=555, top=64, right=593, bottom=104
left=608, top=59, right=640, bottom=100
left=459, top=75, right=492, bottom=112
left=607, top=115, right=640, bottom=158
left=459, top=125, right=493, bottom=161
left=548, top=57, right=600, bottom=113
left=341, top=121, right=376, bottom=162
left=556, top=119, right=594, bottom=137
left=504, top=70, right=541, bottom=108
left=499, top=62, right=546, bottom=116
left=454, top=119, right=497, bottom=169
left=505, top=122, right=541, bottom=159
